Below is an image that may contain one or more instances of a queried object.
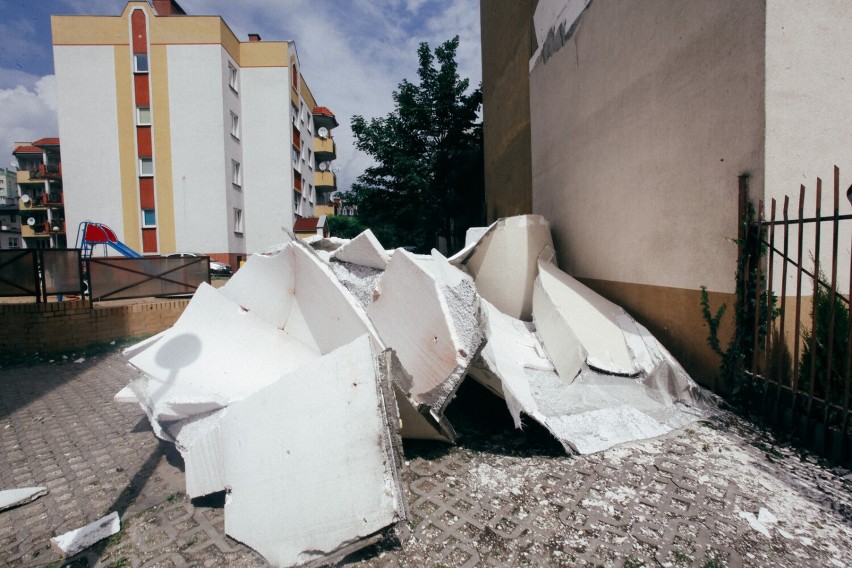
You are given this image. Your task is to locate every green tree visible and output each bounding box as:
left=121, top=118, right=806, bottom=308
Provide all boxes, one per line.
left=343, top=36, right=484, bottom=253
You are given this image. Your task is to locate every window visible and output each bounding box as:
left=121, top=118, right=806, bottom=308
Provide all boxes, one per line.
left=139, top=157, right=154, bottom=176
left=8, top=237, right=19, bottom=248
left=142, top=209, right=156, bottom=227
left=137, top=106, right=151, bottom=125
left=233, top=208, right=244, bottom=233
left=134, top=53, right=148, bottom=73
left=231, top=160, right=241, bottom=186
left=228, top=63, right=239, bottom=92
left=230, top=112, right=240, bottom=139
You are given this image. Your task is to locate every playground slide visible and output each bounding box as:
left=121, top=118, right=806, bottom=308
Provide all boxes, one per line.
left=76, top=221, right=143, bottom=258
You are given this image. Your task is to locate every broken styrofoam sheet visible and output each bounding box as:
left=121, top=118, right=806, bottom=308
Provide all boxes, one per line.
left=368, top=249, right=484, bottom=421
left=169, top=410, right=228, bottom=498
left=329, top=261, right=383, bottom=309
left=125, top=283, right=320, bottom=425
left=331, top=229, right=391, bottom=270
left=50, top=511, right=120, bottom=557
left=0, top=487, right=48, bottom=512
left=200, top=335, right=407, bottom=567
left=123, top=243, right=390, bottom=426
left=450, top=215, right=554, bottom=321
left=469, top=300, right=710, bottom=454
left=534, top=259, right=666, bottom=381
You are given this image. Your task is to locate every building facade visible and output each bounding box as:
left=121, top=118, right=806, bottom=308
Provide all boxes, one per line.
left=11, top=139, right=66, bottom=249
left=52, top=0, right=337, bottom=265
left=481, top=0, right=852, bottom=386
left=0, top=167, right=22, bottom=249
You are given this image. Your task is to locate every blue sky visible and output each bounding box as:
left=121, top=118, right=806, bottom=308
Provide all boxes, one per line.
left=0, top=0, right=482, bottom=192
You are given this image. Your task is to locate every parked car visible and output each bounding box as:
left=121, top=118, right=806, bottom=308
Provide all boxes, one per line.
left=164, top=253, right=233, bottom=276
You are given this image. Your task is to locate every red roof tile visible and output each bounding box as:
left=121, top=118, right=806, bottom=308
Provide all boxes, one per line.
left=33, top=137, right=59, bottom=146
left=293, top=218, right=320, bottom=232
left=312, top=106, right=335, bottom=118
left=13, top=145, right=42, bottom=154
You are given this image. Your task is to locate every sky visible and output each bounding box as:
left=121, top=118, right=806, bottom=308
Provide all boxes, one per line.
left=0, top=0, right=482, bottom=193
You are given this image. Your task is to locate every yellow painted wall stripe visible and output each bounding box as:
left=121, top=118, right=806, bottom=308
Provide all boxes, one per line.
left=150, top=44, right=176, bottom=253
left=114, top=45, right=141, bottom=250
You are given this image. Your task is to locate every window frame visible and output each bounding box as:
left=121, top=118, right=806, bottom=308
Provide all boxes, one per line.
left=141, top=208, right=156, bottom=228
left=233, top=207, right=244, bottom=234
left=136, top=106, right=152, bottom=126
left=134, top=53, right=149, bottom=73
left=231, top=160, right=242, bottom=187
left=228, top=62, right=239, bottom=93
left=138, top=157, right=154, bottom=177
left=230, top=112, right=240, bottom=139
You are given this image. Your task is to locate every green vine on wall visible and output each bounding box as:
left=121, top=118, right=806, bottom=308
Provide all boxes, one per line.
left=700, top=201, right=778, bottom=407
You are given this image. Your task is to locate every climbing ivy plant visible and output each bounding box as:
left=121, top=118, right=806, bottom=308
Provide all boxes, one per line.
left=700, top=202, right=778, bottom=408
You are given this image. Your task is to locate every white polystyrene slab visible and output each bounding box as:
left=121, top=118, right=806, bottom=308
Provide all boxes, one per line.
left=0, top=487, right=47, bottom=512
left=292, top=244, right=385, bottom=354
left=128, top=283, right=320, bottom=421
left=217, top=246, right=295, bottom=329
left=170, top=410, right=228, bottom=498
left=450, top=215, right=554, bottom=320
left=331, top=229, right=391, bottom=270
left=473, top=301, right=708, bottom=454
left=50, top=511, right=120, bottom=557
left=219, top=335, right=405, bottom=567
left=368, top=249, right=482, bottom=411
left=535, top=260, right=640, bottom=378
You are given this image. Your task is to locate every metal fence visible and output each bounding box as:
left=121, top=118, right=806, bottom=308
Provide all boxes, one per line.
left=0, top=249, right=208, bottom=304
left=746, top=166, right=852, bottom=461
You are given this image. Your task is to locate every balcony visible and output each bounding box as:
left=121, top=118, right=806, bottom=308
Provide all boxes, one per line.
left=30, top=163, right=62, bottom=180
left=314, top=171, right=336, bottom=190
left=312, top=107, right=339, bottom=131
left=19, top=195, right=47, bottom=210
left=17, top=170, right=35, bottom=184
left=292, top=126, right=301, bottom=150
left=313, top=137, right=336, bottom=162
left=21, top=221, right=51, bottom=238
left=43, top=192, right=64, bottom=207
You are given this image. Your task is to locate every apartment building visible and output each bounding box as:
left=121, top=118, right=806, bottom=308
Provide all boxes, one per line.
left=0, top=167, right=21, bottom=249
left=11, top=139, right=66, bottom=249
left=52, top=0, right=337, bottom=266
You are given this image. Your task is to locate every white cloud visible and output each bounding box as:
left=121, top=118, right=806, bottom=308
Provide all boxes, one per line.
left=0, top=76, right=58, bottom=163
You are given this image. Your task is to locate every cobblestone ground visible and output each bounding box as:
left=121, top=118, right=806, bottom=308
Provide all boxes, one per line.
left=1, top=349, right=851, bottom=568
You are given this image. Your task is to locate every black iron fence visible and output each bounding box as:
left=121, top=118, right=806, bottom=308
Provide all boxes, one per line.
left=0, top=249, right=208, bottom=305
left=745, top=166, right=852, bottom=461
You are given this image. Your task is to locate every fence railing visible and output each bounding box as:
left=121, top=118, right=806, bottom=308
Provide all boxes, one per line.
left=746, top=166, right=851, bottom=461
left=0, top=249, right=208, bottom=305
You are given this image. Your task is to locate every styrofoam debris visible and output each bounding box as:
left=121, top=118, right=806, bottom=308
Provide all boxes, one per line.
left=0, top=487, right=48, bottom=512
left=470, top=300, right=707, bottom=454
left=50, top=511, right=120, bottom=557
left=450, top=214, right=554, bottom=320
left=331, top=229, right=391, bottom=270
left=368, top=249, right=483, bottom=426
left=215, top=336, right=406, bottom=567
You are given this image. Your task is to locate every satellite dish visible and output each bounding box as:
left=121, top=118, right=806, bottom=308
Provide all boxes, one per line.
left=318, top=127, right=328, bottom=139
left=21, top=194, right=30, bottom=203
left=319, top=162, right=329, bottom=171
left=27, top=217, right=36, bottom=226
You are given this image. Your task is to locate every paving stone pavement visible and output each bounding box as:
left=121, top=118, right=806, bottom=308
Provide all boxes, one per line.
left=1, top=349, right=851, bottom=568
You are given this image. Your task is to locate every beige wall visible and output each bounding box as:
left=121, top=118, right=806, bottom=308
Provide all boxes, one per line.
left=527, top=0, right=766, bottom=383
left=480, top=0, right=536, bottom=222
left=530, top=0, right=766, bottom=292
left=764, top=0, right=852, bottom=297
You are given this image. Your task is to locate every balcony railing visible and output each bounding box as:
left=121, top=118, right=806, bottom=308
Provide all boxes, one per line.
left=44, top=193, right=64, bottom=206
left=29, top=163, right=62, bottom=180
left=19, top=195, right=47, bottom=210
left=313, top=137, right=336, bottom=161
left=314, top=170, right=336, bottom=190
